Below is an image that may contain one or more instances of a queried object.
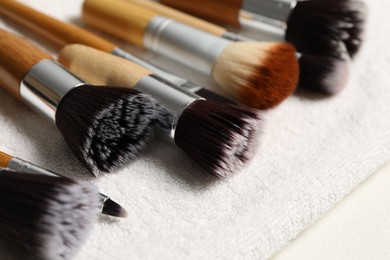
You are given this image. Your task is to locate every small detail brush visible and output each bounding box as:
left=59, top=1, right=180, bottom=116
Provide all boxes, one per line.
left=127, top=0, right=350, bottom=94
left=82, top=0, right=299, bottom=109
left=0, top=29, right=159, bottom=175
left=0, top=150, right=127, bottom=218
left=0, top=0, right=231, bottom=104
left=161, top=0, right=367, bottom=59
left=58, top=44, right=263, bottom=178
left=0, top=168, right=99, bottom=260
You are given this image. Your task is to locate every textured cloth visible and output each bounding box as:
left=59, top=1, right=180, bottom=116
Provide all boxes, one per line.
left=0, top=0, right=388, bottom=259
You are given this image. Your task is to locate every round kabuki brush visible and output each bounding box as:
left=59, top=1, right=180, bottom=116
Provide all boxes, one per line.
left=0, top=29, right=159, bottom=175
left=0, top=0, right=232, bottom=104
left=126, top=0, right=351, bottom=94
left=82, top=0, right=299, bottom=109
left=57, top=44, right=263, bottom=178
left=161, top=0, right=368, bottom=59
left=0, top=150, right=128, bottom=218
left=0, top=168, right=99, bottom=260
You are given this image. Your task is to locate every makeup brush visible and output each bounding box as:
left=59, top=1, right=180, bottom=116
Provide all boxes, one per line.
left=0, top=0, right=232, bottom=104
left=0, top=150, right=127, bottom=218
left=82, top=0, right=299, bottom=109
left=0, top=168, right=99, bottom=260
left=57, top=44, right=263, bottom=178
left=0, top=29, right=159, bottom=175
left=126, top=0, right=350, bottom=94
left=161, top=0, right=367, bottom=59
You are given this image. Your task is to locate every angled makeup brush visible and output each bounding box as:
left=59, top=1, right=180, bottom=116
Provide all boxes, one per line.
left=0, top=0, right=233, bottom=104
left=126, top=0, right=350, bottom=94
left=0, top=168, right=99, bottom=260
left=0, top=29, right=159, bottom=175
left=0, top=150, right=127, bottom=218
left=57, top=44, right=263, bottom=178
left=161, top=0, right=367, bottom=59
left=82, top=0, right=299, bottom=109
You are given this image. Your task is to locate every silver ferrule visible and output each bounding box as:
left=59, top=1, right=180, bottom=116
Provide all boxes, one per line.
left=144, top=16, right=230, bottom=75
left=222, top=31, right=256, bottom=42
left=7, top=157, right=108, bottom=211
left=20, top=60, right=86, bottom=123
left=242, top=0, right=296, bottom=23
left=134, top=74, right=202, bottom=139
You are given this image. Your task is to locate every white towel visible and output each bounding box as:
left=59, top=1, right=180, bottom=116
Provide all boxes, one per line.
left=0, top=0, right=387, bottom=259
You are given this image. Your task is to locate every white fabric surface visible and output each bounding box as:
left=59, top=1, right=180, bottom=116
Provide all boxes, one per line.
left=0, top=0, right=388, bottom=259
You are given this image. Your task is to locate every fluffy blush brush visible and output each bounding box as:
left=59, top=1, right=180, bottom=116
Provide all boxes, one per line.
left=58, top=44, right=263, bottom=178
left=0, top=29, right=159, bottom=175
left=161, top=0, right=367, bottom=59
left=0, top=150, right=127, bottom=218
left=0, top=169, right=99, bottom=260
left=83, top=0, right=299, bottom=109
left=126, top=0, right=350, bottom=94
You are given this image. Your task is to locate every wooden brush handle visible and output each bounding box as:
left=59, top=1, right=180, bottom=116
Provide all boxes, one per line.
left=83, top=0, right=157, bottom=46
left=0, top=151, right=12, bottom=168
left=160, top=0, right=242, bottom=26
left=0, top=29, right=51, bottom=99
left=0, top=0, right=115, bottom=52
left=127, top=0, right=226, bottom=36
left=58, top=44, right=151, bottom=88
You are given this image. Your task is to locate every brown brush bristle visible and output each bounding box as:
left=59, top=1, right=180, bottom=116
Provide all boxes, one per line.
left=0, top=151, right=12, bottom=168
left=213, top=42, right=299, bottom=109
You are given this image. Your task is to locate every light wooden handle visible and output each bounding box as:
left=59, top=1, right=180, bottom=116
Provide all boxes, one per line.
left=58, top=44, right=152, bottom=88
left=0, top=29, right=51, bottom=99
left=0, top=0, right=115, bottom=52
left=127, top=0, right=226, bottom=36
left=83, top=0, right=157, bottom=46
left=0, top=151, right=12, bottom=168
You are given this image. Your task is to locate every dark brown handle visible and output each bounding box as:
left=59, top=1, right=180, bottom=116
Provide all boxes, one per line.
left=0, top=29, right=51, bottom=99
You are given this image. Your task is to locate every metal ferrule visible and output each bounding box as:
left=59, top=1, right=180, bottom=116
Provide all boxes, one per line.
left=134, top=74, right=202, bottom=139
left=144, top=16, right=230, bottom=75
left=242, top=0, right=296, bottom=23
left=222, top=31, right=256, bottom=42
left=6, top=157, right=108, bottom=210
left=20, top=60, right=87, bottom=123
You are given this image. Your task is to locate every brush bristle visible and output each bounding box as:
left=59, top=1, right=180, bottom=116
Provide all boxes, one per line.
left=298, top=53, right=351, bottom=94
left=174, top=100, right=262, bottom=178
left=0, top=170, right=99, bottom=260
left=286, top=0, right=367, bottom=58
left=56, top=85, right=159, bottom=175
left=102, top=198, right=128, bottom=218
left=212, top=42, right=299, bottom=109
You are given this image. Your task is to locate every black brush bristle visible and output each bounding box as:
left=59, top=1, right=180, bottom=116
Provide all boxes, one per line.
left=286, top=0, right=367, bottom=58
left=0, top=170, right=99, bottom=260
left=56, top=85, right=159, bottom=175
left=102, top=198, right=128, bottom=218
left=298, top=53, right=351, bottom=94
left=174, top=100, right=262, bottom=178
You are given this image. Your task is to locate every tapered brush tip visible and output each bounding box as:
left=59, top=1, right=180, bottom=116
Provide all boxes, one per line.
left=286, top=0, right=367, bottom=58
left=102, top=198, right=128, bottom=218
left=213, top=42, right=299, bottom=109
left=298, top=53, right=351, bottom=95
left=174, top=100, right=262, bottom=178
left=56, top=85, right=159, bottom=175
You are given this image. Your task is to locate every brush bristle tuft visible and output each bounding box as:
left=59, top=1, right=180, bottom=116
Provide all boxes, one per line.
left=0, top=170, right=99, bottom=260
left=298, top=53, right=350, bottom=94
left=286, top=0, right=367, bottom=58
left=102, top=198, right=128, bottom=218
left=56, top=85, right=159, bottom=175
left=213, top=42, right=299, bottom=109
left=174, top=100, right=262, bottom=178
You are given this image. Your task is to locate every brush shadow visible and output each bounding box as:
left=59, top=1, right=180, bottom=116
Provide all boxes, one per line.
left=294, top=88, right=336, bottom=101
left=97, top=214, right=122, bottom=224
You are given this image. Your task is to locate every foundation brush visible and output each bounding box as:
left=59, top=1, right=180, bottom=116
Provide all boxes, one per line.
left=82, top=0, right=299, bottom=109
left=0, top=150, right=127, bottom=218
left=0, top=168, right=99, bottom=260
left=57, top=44, right=263, bottom=178
left=125, top=0, right=350, bottom=94
left=0, top=29, right=159, bottom=175
left=161, top=0, right=367, bottom=59
left=0, top=0, right=232, bottom=104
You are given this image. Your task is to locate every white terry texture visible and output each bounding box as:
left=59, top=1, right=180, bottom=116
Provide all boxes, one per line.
left=0, top=0, right=387, bottom=259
